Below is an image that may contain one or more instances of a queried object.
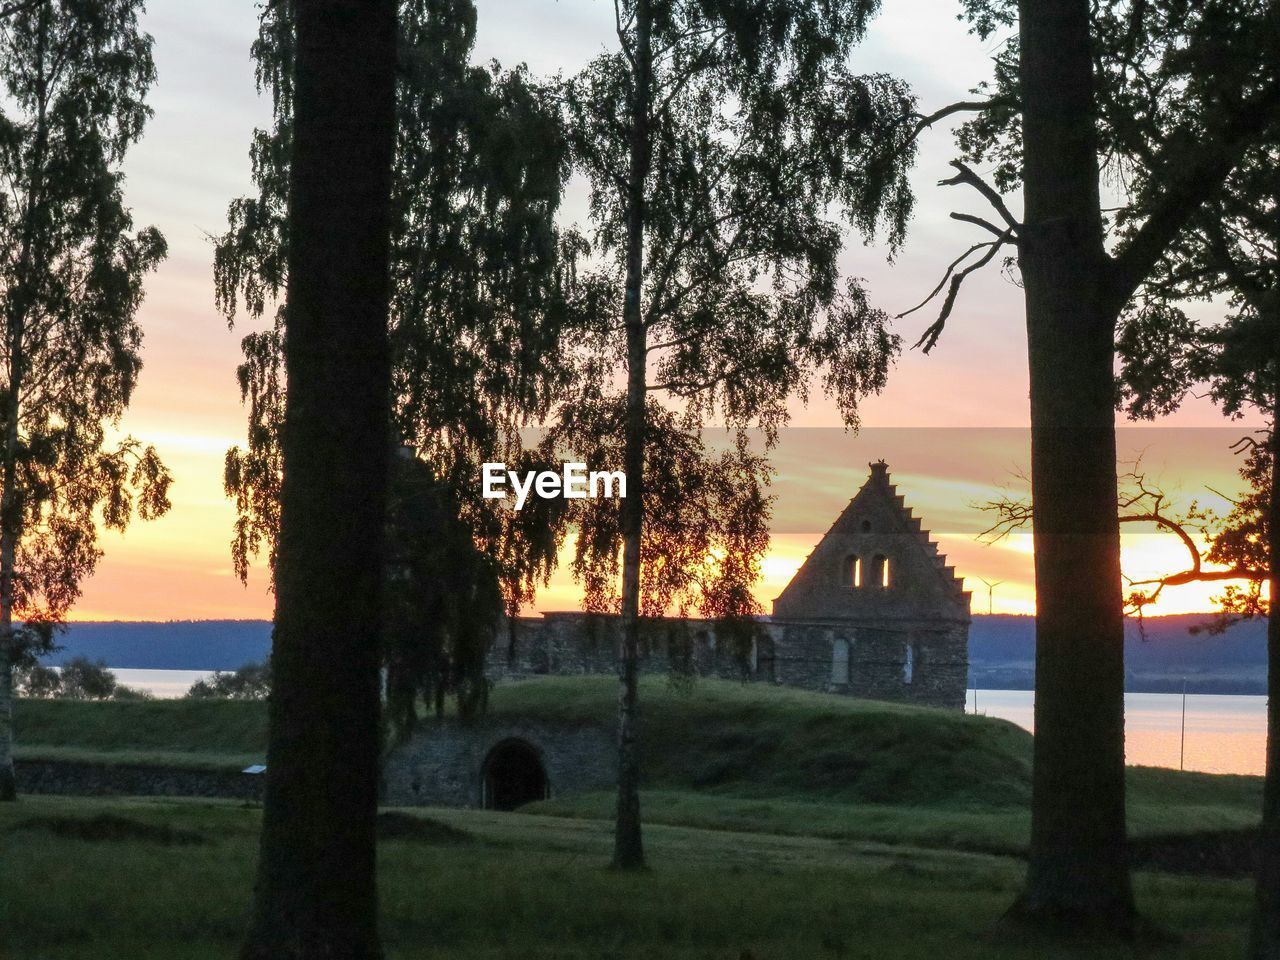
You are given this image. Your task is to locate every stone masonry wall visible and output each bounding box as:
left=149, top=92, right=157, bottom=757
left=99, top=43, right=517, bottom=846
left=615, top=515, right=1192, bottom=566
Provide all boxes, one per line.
left=382, top=717, right=616, bottom=808
left=487, top=611, right=968, bottom=710
left=16, top=760, right=265, bottom=800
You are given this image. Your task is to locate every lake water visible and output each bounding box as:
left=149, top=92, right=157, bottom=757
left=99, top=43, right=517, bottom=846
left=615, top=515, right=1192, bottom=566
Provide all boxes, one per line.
left=109, top=669, right=1269, bottom=777
left=115, top=668, right=215, bottom=699
left=969, top=689, right=1268, bottom=776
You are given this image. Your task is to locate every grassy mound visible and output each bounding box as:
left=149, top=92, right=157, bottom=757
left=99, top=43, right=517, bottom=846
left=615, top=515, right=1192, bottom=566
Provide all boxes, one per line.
left=14, top=677, right=1262, bottom=824
left=481, top=676, right=1034, bottom=806
left=14, top=697, right=268, bottom=761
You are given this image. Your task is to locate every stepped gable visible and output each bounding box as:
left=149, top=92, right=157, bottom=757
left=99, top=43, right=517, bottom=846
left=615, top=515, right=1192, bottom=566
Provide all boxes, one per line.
left=771, top=460, right=971, bottom=623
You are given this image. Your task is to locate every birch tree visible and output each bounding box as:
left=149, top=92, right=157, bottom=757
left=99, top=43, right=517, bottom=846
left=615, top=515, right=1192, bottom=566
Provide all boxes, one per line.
left=560, top=0, right=915, bottom=870
left=0, top=0, right=170, bottom=802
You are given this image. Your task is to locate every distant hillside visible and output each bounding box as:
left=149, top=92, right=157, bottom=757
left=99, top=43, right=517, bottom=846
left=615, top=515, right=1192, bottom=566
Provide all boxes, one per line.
left=971, top=613, right=1267, bottom=694
left=44, top=613, right=1270, bottom=694
left=47, top=620, right=272, bottom=671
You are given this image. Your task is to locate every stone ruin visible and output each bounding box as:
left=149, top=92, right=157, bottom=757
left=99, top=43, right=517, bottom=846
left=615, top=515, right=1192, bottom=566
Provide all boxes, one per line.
left=383, top=461, right=971, bottom=809
left=487, top=460, right=970, bottom=707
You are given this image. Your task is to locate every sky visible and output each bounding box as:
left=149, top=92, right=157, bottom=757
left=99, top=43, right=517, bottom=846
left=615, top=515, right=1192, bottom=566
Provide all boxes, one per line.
left=68, top=0, right=1264, bottom=622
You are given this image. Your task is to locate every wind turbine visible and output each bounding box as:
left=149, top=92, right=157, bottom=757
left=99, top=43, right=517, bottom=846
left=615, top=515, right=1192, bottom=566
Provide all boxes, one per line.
left=978, top=577, right=1003, bottom=616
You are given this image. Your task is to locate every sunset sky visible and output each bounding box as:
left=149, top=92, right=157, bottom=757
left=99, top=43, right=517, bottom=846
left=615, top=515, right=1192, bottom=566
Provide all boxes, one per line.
left=72, top=0, right=1264, bottom=622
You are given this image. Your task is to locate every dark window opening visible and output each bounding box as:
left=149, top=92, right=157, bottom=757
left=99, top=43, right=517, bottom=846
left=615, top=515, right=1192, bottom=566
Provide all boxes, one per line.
left=481, top=739, right=549, bottom=811
left=841, top=555, right=862, bottom=588
left=860, top=519, right=872, bottom=533
left=871, top=554, right=889, bottom=588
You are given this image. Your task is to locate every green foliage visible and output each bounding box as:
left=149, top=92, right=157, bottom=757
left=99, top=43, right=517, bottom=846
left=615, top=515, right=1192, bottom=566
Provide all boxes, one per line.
left=556, top=0, right=914, bottom=621
left=0, top=0, right=170, bottom=660
left=13, top=661, right=59, bottom=697
left=216, top=0, right=579, bottom=618
left=14, top=656, right=150, bottom=701
left=55, top=657, right=117, bottom=701
left=382, top=454, right=509, bottom=734
left=184, top=662, right=271, bottom=701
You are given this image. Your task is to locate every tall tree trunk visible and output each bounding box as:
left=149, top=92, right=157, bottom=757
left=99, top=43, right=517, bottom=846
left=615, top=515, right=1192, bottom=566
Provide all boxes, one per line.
left=1251, top=412, right=1280, bottom=959
left=0, top=302, right=26, bottom=805
left=1008, top=0, right=1136, bottom=935
left=612, top=0, right=652, bottom=872
left=0, top=1, right=49, bottom=804
left=0, top=650, right=12, bottom=801
left=239, top=0, right=397, bottom=957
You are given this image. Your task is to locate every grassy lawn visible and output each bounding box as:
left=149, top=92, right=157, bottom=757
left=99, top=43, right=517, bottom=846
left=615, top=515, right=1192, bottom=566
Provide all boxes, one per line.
left=0, top=794, right=1256, bottom=959
left=3, top=678, right=1267, bottom=957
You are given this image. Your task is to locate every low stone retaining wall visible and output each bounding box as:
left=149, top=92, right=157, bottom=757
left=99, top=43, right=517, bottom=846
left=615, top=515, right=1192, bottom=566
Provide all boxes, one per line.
left=15, top=759, right=264, bottom=801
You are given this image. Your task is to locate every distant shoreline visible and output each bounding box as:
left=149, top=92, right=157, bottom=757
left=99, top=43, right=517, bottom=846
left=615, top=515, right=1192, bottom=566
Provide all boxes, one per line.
left=40, top=613, right=1271, bottom=697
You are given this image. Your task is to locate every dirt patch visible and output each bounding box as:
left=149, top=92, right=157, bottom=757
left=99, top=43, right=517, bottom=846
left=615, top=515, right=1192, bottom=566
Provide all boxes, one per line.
left=10, top=813, right=209, bottom=846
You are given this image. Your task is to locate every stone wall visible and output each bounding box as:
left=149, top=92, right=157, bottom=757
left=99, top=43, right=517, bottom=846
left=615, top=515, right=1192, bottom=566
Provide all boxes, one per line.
left=382, top=716, right=616, bottom=808
left=762, top=620, right=968, bottom=710
left=487, top=611, right=967, bottom=710
left=15, top=759, right=264, bottom=801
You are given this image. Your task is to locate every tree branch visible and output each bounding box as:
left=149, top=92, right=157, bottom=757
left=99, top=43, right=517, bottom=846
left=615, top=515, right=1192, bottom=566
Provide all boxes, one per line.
left=1106, top=77, right=1280, bottom=314
left=904, top=228, right=1014, bottom=354
left=940, top=160, right=1021, bottom=234
left=905, top=98, right=1011, bottom=143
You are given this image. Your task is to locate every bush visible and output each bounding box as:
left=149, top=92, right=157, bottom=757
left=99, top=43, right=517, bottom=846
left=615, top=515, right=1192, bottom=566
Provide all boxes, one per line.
left=58, top=657, right=119, bottom=700
left=185, top=661, right=270, bottom=700
left=14, top=663, right=63, bottom=698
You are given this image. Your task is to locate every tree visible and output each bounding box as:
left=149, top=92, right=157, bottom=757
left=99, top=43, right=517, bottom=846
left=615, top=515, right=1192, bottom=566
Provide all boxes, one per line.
left=0, top=0, right=171, bottom=802
left=903, top=0, right=1280, bottom=934
left=57, top=656, right=117, bottom=700
left=13, top=661, right=59, bottom=697
left=382, top=449, right=508, bottom=734
left=237, top=0, right=397, bottom=956
left=1114, top=137, right=1280, bottom=955
left=216, top=0, right=578, bottom=622
left=185, top=660, right=272, bottom=700
left=558, top=0, right=914, bottom=869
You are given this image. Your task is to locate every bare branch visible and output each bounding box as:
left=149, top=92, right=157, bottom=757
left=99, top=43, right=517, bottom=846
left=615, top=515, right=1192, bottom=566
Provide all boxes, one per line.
left=950, top=211, right=1007, bottom=239
left=940, top=161, right=1021, bottom=233
left=904, top=98, right=1011, bottom=143
left=909, top=228, right=1014, bottom=353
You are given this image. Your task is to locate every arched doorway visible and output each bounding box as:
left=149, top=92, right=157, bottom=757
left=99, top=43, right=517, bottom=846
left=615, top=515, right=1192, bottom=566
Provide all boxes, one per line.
left=481, top=738, right=549, bottom=811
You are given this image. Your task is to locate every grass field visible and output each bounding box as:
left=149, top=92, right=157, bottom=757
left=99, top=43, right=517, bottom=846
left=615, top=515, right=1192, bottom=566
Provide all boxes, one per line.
left=0, top=794, right=1258, bottom=959
left=2, top=677, right=1268, bottom=957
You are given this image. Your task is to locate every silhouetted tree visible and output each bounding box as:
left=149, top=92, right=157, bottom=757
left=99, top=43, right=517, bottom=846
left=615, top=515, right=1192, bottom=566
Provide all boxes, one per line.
left=0, top=0, right=171, bottom=802
left=905, top=0, right=1280, bottom=934
left=185, top=660, right=272, bottom=700
left=13, top=661, right=59, bottom=698
left=237, top=0, right=397, bottom=956
left=1114, top=135, right=1280, bottom=955
left=216, top=0, right=577, bottom=619
left=382, top=450, right=507, bottom=735
left=560, top=0, right=914, bottom=869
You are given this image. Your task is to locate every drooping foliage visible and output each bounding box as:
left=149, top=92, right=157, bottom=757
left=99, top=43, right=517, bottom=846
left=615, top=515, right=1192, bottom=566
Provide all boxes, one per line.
left=383, top=452, right=502, bottom=734
left=558, top=0, right=914, bottom=625
left=558, top=0, right=917, bottom=868
left=215, top=0, right=580, bottom=722
left=0, top=0, right=171, bottom=800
